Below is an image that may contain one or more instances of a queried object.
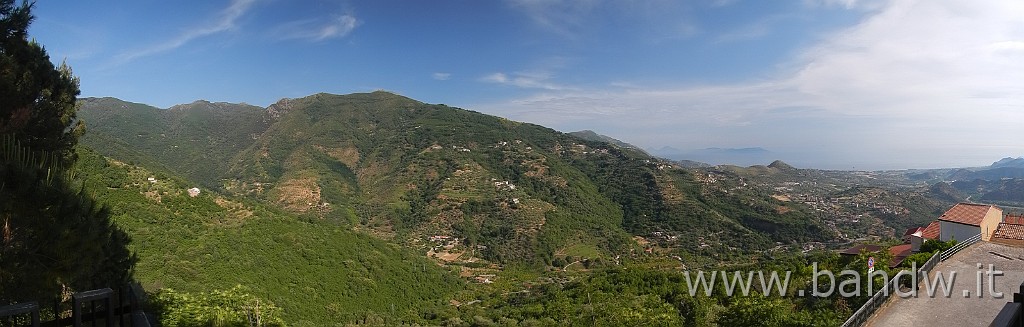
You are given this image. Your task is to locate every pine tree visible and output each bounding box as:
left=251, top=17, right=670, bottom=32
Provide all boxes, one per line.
left=0, top=1, right=134, bottom=304
left=1, top=0, right=82, bottom=166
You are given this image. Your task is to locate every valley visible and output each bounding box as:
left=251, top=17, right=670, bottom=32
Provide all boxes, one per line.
left=71, top=91, right=1018, bottom=325
left=5, top=2, right=1021, bottom=325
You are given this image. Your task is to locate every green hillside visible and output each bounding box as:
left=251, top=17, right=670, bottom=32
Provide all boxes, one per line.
left=73, top=148, right=463, bottom=326
left=79, top=91, right=830, bottom=268
left=567, top=130, right=645, bottom=152
left=73, top=148, right=855, bottom=326
left=77, top=97, right=270, bottom=187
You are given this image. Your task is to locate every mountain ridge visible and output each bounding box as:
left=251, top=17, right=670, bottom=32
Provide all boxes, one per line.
left=568, top=130, right=645, bottom=153
left=78, top=91, right=829, bottom=267
left=992, top=157, right=1024, bottom=169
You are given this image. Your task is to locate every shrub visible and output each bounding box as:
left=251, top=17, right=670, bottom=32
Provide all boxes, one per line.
left=151, top=285, right=286, bottom=327
left=920, top=239, right=957, bottom=254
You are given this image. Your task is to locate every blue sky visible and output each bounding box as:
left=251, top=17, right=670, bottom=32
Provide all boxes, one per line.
left=29, top=0, right=1024, bottom=169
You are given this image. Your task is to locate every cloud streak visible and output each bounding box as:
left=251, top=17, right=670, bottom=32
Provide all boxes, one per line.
left=432, top=72, right=451, bottom=81
left=506, top=0, right=699, bottom=41
left=481, top=71, right=574, bottom=90
left=715, top=13, right=797, bottom=43
left=506, top=0, right=598, bottom=38
left=113, top=0, right=256, bottom=64
left=274, top=13, right=360, bottom=42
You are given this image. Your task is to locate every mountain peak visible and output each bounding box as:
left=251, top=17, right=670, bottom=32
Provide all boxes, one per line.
left=165, top=99, right=261, bottom=112
left=992, top=157, right=1024, bottom=169
left=568, top=130, right=644, bottom=152
left=767, top=160, right=795, bottom=170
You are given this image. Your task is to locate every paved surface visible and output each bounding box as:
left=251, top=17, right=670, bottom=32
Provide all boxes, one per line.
left=866, top=242, right=1024, bottom=327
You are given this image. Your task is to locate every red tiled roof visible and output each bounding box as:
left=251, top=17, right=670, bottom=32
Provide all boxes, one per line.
left=922, top=221, right=940, bottom=240
left=888, top=244, right=913, bottom=268
left=938, top=203, right=999, bottom=226
left=840, top=244, right=912, bottom=268
left=839, top=244, right=883, bottom=256
left=902, top=226, right=924, bottom=242
left=1005, top=214, right=1024, bottom=225
left=903, top=227, right=924, bottom=237
left=993, top=223, right=1024, bottom=241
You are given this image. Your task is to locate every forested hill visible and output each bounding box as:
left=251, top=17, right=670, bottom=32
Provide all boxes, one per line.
left=78, top=91, right=830, bottom=266
left=76, top=97, right=271, bottom=184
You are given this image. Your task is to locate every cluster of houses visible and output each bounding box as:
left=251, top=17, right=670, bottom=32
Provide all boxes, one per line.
left=493, top=180, right=517, bottom=191
left=842, top=202, right=1024, bottom=268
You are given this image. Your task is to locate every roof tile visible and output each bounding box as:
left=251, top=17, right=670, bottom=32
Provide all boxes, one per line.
left=938, top=203, right=999, bottom=226
left=839, top=244, right=883, bottom=256
left=922, top=221, right=940, bottom=240
left=994, top=223, right=1024, bottom=241
left=888, top=244, right=913, bottom=268
left=1005, top=214, right=1024, bottom=225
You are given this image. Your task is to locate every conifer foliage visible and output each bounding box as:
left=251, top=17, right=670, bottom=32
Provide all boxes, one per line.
left=0, top=0, right=134, bottom=304
left=1, top=0, right=82, bottom=166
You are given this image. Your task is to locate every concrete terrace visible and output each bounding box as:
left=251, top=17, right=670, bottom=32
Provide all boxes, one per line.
left=866, top=242, right=1024, bottom=327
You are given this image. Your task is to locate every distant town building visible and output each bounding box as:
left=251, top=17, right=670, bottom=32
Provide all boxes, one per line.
left=187, top=187, right=201, bottom=197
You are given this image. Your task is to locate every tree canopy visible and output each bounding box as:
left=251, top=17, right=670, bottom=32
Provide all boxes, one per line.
left=0, top=0, right=133, bottom=305
left=1, top=0, right=82, bottom=165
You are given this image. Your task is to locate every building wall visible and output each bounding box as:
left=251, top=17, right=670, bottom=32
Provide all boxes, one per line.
left=981, top=207, right=1004, bottom=241
left=940, top=220, right=980, bottom=242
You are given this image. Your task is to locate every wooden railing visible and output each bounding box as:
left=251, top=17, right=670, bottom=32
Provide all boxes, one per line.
left=0, top=284, right=150, bottom=327
left=0, top=302, right=39, bottom=326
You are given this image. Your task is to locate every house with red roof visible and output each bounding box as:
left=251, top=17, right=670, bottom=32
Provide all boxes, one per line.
left=1005, top=213, right=1024, bottom=225
left=839, top=204, right=1007, bottom=267
left=838, top=243, right=917, bottom=268
left=937, top=203, right=1002, bottom=242
left=901, top=227, right=924, bottom=243
left=992, top=223, right=1024, bottom=247
left=921, top=221, right=940, bottom=240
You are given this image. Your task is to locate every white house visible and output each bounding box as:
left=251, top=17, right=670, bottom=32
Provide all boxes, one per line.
left=938, top=203, right=1002, bottom=242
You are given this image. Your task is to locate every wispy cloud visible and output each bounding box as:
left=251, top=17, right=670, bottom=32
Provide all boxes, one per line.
left=803, top=0, right=886, bottom=11
left=506, top=0, right=598, bottom=38
left=715, top=14, right=801, bottom=43
left=274, top=13, right=360, bottom=42
left=506, top=0, right=697, bottom=41
left=432, top=72, right=452, bottom=81
left=479, top=0, right=1024, bottom=168
left=113, top=0, right=256, bottom=64
left=481, top=71, right=573, bottom=90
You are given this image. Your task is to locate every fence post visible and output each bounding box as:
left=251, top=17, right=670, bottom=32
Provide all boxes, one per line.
left=54, top=296, right=61, bottom=325
left=72, top=288, right=114, bottom=327
left=0, top=302, right=40, bottom=327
